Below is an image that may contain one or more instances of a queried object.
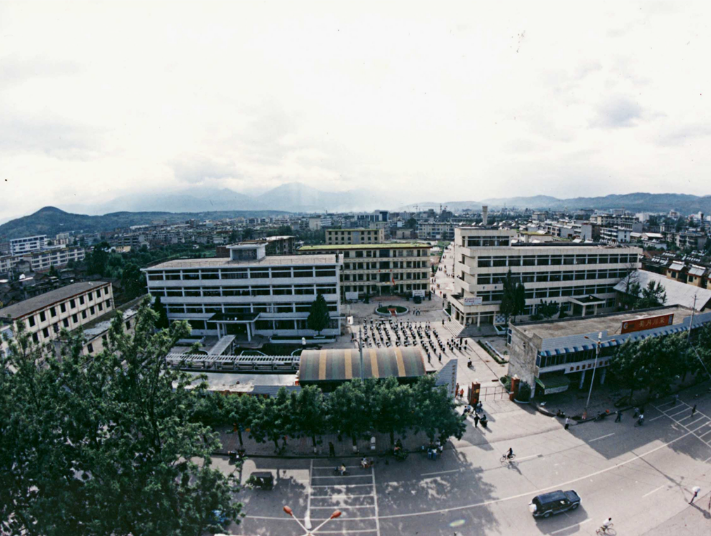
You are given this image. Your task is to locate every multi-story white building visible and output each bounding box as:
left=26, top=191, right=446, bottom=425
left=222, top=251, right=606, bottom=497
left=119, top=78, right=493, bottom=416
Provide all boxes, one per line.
left=325, top=228, right=385, bottom=245
left=143, top=243, right=342, bottom=340
left=22, top=247, right=85, bottom=272
left=0, top=282, right=114, bottom=345
left=449, top=228, right=642, bottom=326
left=299, top=243, right=431, bottom=298
left=10, top=235, right=47, bottom=256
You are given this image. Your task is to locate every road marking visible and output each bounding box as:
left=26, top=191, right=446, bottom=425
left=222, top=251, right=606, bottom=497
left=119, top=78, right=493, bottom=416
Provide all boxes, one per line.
left=311, top=493, right=375, bottom=499
left=589, top=433, right=615, bottom=443
left=371, top=466, right=381, bottom=536
left=312, top=483, right=375, bottom=488
left=421, top=469, right=460, bottom=477
left=313, top=465, right=363, bottom=469
left=305, top=459, right=313, bottom=530
left=550, top=519, right=590, bottom=534
left=642, top=485, right=666, bottom=498
left=310, top=505, right=375, bottom=510
left=318, top=530, right=377, bottom=534
left=516, top=454, right=542, bottom=462
left=312, top=474, right=372, bottom=479
left=649, top=415, right=667, bottom=422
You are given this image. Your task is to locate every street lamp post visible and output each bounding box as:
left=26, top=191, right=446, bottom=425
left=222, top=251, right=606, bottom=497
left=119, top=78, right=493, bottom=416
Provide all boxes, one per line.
left=583, top=332, right=615, bottom=414
left=283, top=506, right=341, bottom=536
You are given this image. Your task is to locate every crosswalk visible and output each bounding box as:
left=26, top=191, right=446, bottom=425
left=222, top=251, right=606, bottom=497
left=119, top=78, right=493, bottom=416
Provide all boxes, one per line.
left=654, top=399, right=711, bottom=451
left=306, top=461, right=380, bottom=535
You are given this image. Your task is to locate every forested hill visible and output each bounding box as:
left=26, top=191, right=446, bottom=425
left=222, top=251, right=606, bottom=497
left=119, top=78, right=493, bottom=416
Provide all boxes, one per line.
left=0, top=207, right=289, bottom=240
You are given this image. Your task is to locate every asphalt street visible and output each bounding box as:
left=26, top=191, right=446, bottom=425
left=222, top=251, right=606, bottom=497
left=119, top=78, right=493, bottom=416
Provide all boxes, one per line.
left=219, top=392, right=711, bottom=536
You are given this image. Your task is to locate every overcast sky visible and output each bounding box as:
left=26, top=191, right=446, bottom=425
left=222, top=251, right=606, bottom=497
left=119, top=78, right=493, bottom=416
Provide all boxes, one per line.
left=1, top=0, right=710, bottom=220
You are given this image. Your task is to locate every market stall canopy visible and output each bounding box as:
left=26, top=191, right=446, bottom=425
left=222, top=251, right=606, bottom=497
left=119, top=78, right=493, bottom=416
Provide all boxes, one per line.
left=535, top=375, right=571, bottom=395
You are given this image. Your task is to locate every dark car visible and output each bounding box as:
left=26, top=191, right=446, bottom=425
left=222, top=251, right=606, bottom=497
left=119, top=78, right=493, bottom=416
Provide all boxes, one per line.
left=529, top=490, right=581, bottom=518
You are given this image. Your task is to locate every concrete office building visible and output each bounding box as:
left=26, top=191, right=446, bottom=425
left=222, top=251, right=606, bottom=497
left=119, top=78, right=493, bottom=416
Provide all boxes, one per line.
left=449, top=228, right=642, bottom=326
left=0, top=281, right=114, bottom=345
left=298, top=243, right=430, bottom=298
left=22, top=246, right=85, bottom=272
left=507, top=306, right=711, bottom=397
left=417, top=222, right=456, bottom=241
left=144, top=243, right=342, bottom=340
left=10, top=235, right=47, bottom=256
left=325, top=228, right=385, bottom=245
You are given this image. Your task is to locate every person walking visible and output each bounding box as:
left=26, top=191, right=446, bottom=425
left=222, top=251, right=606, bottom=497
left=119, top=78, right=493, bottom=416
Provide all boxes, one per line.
left=690, top=486, right=701, bottom=504
left=473, top=414, right=480, bottom=428
left=329, top=442, right=335, bottom=457
left=615, top=410, right=622, bottom=423
left=633, top=407, right=639, bottom=418
left=564, top=417, right=570, bottom=430
left=691, top=404, right=697, bottom=417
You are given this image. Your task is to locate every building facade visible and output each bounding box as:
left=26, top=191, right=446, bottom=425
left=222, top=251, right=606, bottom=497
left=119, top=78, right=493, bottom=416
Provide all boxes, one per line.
left=450, top=228, right=643, bottom=326
left=299, top=243, right=431, bottom=298
left=417, top=222, right=456, bottom=241
left=10, top=235, right=47, bottom=256
left=0, top=281, right=114, bottom=345
left=22, top=247, right=85, bottom=272
left=507, top=306, right=711, bottom=397
left=325, top=228, right=385, bottom=245
left=143, top=243, right=342, bottom=340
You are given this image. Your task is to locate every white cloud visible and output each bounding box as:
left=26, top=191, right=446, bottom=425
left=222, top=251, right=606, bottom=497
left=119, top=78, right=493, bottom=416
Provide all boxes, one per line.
left=1, top=0, right=711, bottom=220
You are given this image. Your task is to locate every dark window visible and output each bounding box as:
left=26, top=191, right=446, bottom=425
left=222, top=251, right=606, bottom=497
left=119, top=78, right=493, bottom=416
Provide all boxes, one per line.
left=90, top=306, right=95, bottom=315
left=87, top=343, right=94, bottom=354
left=42, top=328, right=49, bottom=337
left=60, top=303, right=67, bottom=313
left=72, top=314, right=78, bottom=323
left=82, top=311, right=87, bottom=319
left=70, top=299, right=76, bottom=309
left=63, top=319, right=69, bottom=328
left=29, top=316, right=36, bottom=327
left=104, top=287, right=109, bottom=295
left=39, top=311, right=46, bottom=322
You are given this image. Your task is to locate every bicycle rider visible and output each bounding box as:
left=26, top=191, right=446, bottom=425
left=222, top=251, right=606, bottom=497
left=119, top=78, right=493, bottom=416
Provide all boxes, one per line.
left=600, top=517, right=612, bottom=533
left=506, top=447, right=514, bottom=460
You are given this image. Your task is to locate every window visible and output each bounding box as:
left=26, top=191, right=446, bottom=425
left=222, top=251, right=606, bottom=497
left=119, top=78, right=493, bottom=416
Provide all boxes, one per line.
left=79, top=296, right=85, bottom=305
left=316, top=269, right=337, bottom=277
left=29, top=316, right=36, bottom=327
left=82, top=311, right=87, bottom=319
left=148, top=273, right=164, bottom=281
left=478, top=257, right=492, bottom=268
left=72, top=314, right=78, bottom=323
left=96, top=290, right=101, bottom=299
left=70, top=299, right=76, bottom=309
left=43, top=328, right=49, bottom=338
left=104, top=287, right=110, bottom=295
left=60, top=303, right=67, bottom=313
left=89, top=306, right=95, bottom=315
left=98, top=302, right=103, bottom=311
left=87, top=343, right=94, bottom=354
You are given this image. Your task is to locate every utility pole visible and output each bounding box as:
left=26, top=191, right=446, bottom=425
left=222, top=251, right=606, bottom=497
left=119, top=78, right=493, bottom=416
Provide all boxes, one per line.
left=358, top=326, right=364, bottom=381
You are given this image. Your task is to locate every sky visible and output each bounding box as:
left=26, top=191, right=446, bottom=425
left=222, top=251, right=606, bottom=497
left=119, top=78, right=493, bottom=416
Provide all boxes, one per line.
left=1, top=0, right=711, bottom=220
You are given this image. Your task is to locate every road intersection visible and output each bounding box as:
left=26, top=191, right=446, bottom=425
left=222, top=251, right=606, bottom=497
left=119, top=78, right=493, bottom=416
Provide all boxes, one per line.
left=218, top=389, right=711, bottom=536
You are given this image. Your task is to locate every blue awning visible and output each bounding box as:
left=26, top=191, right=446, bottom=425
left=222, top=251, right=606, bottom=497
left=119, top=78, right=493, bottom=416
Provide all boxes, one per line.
left=564, top=347, right=571, bottom=354
left=541, top=350, right=551, bottom=357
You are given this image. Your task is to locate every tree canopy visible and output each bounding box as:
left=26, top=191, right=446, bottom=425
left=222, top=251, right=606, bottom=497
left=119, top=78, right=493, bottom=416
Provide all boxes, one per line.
left=0, top=299, right=242, bottom=536
left=307, top=294, right=331, bottom=334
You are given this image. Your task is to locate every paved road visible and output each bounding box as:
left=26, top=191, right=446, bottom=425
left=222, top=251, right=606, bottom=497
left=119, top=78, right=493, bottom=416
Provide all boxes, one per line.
left=219, top=392, right=711, bottom=536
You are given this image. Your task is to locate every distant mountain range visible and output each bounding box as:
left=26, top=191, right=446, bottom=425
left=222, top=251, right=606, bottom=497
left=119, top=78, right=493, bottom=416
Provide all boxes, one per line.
left=64, top=182, right=392, bottom=215
left=0, top=207, right=289, bottom=241
left=401, top=193, right=711, bottom=214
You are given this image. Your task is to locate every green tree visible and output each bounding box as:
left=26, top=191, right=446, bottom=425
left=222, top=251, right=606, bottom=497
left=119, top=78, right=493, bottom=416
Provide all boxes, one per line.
left=327, top=380, right=373, bottom=448
left=291, top=386, right=326, bottom=448
left=405, top=217, right=417, bottom=229
left=86, top=241, right=111, bottom=276
left=151, top=295, right=170, bottom=329
left=48, top=264, right=59, bottom=278
left=537, top=300, right=560, bottom=319
left=412, top=376, right=466, bottom=443
left=249, top=388, right=291, bottom=451
left=121, top=262, right=146, bottom=300
left=636, top=280, right=667, bottom=309
left=500, top=270, right=526, bottom=322
left=307, top=294, right=331, bottom=335
left=372, top=377, right=415, bottom=446
left=226, top=395, right=261, bottom=447
left=0, top=299, right=242, bottom=536
left=241, top=228, right=254, bottom=240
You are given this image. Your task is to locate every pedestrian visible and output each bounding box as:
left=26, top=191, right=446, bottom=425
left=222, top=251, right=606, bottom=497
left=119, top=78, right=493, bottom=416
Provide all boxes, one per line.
left=692, top=404, right=697, bottom=417
left=329, top=442, right=335, bottom=457
left=615, top=410, right=622, bottom=423
left=473, top=414, right=480, bottom=428
left=633, top=407, right=639, bottom=418
left=673, top=394, right=679, bottom=406
left=564, top=417, right=570, bottom=430
left=690, top=486, right=701, bottom=504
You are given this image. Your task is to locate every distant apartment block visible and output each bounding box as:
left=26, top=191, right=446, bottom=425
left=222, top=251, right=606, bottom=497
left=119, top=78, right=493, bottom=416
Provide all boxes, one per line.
left=10, top=235, right=47, bottom=256
left=600, top=227, right=631, bottom=244
left=0, top=282, right=114, bottom=345
left=144, top=243, right=342, bottom=340
left=325, top=228, right=385, bottom=245
left=450, top=228, right=642, bottom=326
left=23, top=247, right=85, bottom=272
left=217, top=236, right=296, bottom=258
left=417, top=222, right=455, bottom=241
left=299, top=243, right=431, bottom=298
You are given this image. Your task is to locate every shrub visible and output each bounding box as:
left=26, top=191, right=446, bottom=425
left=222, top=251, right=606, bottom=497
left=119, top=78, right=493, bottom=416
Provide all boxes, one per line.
left=516, top=382, right=532, bottom=401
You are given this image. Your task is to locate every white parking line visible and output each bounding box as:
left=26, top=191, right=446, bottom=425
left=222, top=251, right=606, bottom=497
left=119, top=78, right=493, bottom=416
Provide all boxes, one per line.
left=305, top=459, right=313, bottom=530
left=312, top=474, right=372, bottom=479
left=421, top=469, right=460, bottom=477
left=550, top=519, right=590, bottom=534
left=310, top=505, right=375, bottom=510
left=649, top=415, right=667, bottom=422
left=312, top=483, right=375, bottom=488
left=589, top=433, right=615, bottom=443
left=319, top=530, right=377, bottom=534
left=311, top=493, right=375, bottom=499
left=371, top=466, right=381, bottom=536
left=642, top=485, right=666, bottom=498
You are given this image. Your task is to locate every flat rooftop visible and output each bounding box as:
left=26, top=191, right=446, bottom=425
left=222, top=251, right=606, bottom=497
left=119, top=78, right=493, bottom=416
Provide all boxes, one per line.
left=0, top=281, right=110, bottom=320
left=514, top=306, right=694, bottom=340
left=145, top=254, right=339, bottom=270
left=299, top=242, right=430, bottom=251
